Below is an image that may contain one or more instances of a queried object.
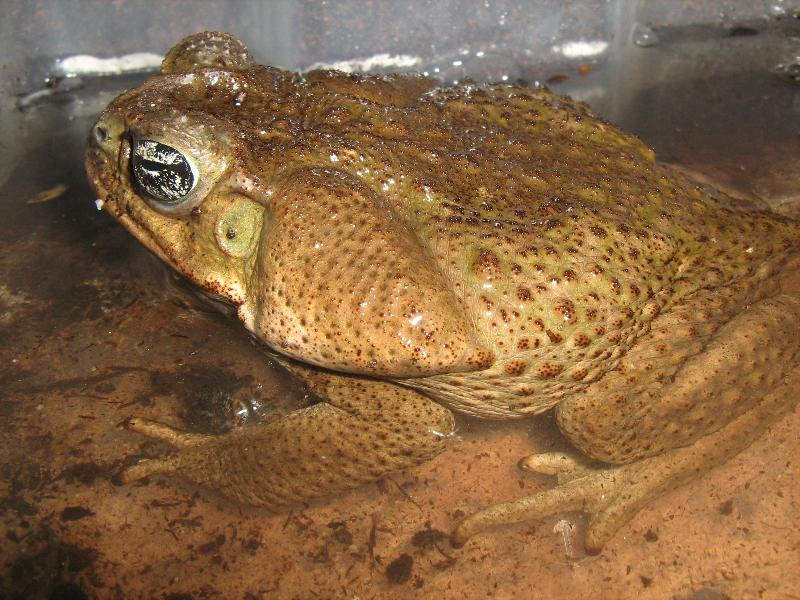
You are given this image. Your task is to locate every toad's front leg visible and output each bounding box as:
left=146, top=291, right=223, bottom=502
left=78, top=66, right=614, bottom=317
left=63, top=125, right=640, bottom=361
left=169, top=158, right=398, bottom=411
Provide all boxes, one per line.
left=455, top=289, right=800, bottom=552
left=120, top=370, right=455, bottom=507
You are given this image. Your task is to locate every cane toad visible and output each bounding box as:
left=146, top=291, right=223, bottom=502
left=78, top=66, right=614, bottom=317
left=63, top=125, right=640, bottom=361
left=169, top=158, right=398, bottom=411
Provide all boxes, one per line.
left=85, top=32, right=800, bottom=552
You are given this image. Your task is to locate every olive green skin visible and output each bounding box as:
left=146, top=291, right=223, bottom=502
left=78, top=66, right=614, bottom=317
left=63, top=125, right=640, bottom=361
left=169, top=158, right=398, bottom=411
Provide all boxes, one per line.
left=86, top=32, right=800, bottom=551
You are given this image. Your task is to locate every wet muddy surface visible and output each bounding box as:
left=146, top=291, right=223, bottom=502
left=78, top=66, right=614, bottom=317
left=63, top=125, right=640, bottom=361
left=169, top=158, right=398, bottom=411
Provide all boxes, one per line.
left=2, top=34, right=800, bottom=600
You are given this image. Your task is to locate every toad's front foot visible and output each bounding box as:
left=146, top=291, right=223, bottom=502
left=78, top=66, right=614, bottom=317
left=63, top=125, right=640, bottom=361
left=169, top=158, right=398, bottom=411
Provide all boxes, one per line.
left=116, top=378, right=455, bottom=508
left=117, top=417, right=216, bottom=484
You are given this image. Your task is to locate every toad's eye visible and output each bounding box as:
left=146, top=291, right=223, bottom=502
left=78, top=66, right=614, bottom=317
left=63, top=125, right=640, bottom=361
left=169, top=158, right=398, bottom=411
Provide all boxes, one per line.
left=131, top=139, right=198, bottom=205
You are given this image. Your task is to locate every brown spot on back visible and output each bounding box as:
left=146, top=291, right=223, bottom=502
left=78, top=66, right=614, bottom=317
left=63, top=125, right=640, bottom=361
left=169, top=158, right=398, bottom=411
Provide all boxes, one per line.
left=535, top=362, right=564, bottom=379
left=504, top=360, right=529, bottom=376
left=471, top=248, right=501, bottom=280
left=589, top=226, right=607, bottom=238
left=546, top=329, right=563, bottom=343
left=573, top=334, right=591, bottom=347
left=553, top=298, right=576, bottom=323
left=570, top=367, right=588, bottom=380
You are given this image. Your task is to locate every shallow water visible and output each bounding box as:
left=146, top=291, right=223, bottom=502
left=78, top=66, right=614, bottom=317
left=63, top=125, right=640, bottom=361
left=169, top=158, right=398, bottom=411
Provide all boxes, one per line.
left=1, top=27, right=800, bottom=599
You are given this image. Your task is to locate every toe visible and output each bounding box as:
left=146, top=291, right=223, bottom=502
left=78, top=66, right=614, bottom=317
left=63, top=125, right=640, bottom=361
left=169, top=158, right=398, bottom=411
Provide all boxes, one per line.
left=519, top=451, right=583, bottom=475
left=118, top=456, right=180, bottom=483
left=124, top=417, right=215, bottom=448
left=453, top=483, right=590, bottom=546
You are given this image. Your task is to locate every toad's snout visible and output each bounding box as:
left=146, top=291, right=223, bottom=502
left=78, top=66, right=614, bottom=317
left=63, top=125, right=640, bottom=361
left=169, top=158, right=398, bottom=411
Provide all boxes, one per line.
left=88, top=114, right=126, bottom=155
left=85, top=114, right=131, bottom=202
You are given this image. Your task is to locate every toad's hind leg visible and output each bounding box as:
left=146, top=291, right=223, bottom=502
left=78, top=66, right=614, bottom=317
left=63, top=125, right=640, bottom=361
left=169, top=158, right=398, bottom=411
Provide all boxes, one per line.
left=454, top=290, right=800, bottom=552
left=119, top=370, right=455, bottom=507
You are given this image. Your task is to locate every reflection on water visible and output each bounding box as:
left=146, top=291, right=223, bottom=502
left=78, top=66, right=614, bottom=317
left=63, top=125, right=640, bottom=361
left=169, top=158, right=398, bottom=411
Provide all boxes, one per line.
left=1, top=25, right=799, bottom=599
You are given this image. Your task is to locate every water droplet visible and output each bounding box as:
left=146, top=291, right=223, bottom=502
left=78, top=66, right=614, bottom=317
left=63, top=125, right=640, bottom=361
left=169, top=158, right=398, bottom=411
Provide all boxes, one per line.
left=632, top=23, right=659, bottom=48
left=770, top=2, right=788, bottom=18
left=776, top=60, right=800, bottom=83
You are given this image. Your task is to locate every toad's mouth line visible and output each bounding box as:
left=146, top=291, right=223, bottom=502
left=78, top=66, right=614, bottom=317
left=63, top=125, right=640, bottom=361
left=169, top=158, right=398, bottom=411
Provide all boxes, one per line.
left=87, top=148, right=196, bottom=281
left=90, top=153, right=253, bottom=311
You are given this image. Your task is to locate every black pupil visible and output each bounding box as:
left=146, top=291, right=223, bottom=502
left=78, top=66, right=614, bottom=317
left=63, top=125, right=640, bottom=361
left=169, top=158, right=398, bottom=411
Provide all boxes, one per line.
left=132, top=140, right=194, bottom=204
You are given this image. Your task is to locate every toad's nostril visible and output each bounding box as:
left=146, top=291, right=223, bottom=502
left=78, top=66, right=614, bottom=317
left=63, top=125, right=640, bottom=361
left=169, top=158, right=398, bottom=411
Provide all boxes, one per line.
left=93, top=123, right=110, bottom=145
